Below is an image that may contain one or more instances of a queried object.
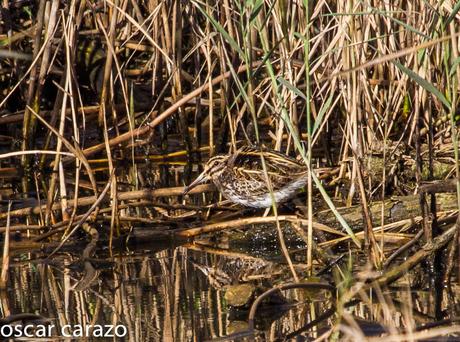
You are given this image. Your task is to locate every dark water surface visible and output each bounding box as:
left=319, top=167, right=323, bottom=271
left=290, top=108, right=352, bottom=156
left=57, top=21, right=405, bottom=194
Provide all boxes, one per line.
left=1, top=226, right=458, bottom=341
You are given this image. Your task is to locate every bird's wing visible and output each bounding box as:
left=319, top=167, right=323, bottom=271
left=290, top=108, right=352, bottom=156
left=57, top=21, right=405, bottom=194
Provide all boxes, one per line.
left=231, top=147, right=308, bottom=191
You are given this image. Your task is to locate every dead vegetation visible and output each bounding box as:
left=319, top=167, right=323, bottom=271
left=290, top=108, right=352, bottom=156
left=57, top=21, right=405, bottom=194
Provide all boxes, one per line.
left=1, top=0, right=460, bottom=340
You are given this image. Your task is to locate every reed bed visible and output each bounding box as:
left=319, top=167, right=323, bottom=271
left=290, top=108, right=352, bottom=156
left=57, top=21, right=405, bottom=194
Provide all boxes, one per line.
left=1, top=0, right=460, bottom=340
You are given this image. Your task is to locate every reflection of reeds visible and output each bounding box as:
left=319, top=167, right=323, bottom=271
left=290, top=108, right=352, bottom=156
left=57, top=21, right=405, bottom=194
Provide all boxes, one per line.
left=0, top=240, right=459, bottom=340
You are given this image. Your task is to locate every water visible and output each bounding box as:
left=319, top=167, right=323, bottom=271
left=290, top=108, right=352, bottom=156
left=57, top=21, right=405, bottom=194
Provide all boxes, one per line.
left=0, top=228, right=335, bottom=341
left=0, top=224, right=458, bottom=341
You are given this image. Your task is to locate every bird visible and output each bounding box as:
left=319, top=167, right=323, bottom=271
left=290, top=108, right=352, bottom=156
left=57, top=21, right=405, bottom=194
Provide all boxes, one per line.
left=183, top=146, right=309, bottom=208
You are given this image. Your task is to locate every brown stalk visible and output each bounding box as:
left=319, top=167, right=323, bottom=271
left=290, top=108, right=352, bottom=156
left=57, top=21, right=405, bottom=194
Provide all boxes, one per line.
left=355, top=158, right=383, bottom=267
left=0, top=202, right=12, bottom=289
left=20, top=0, right=46, bottom=194
left=27, top=106, right=98, bottom=193
left=47, top=170, right=115, bottom=258
left=93, top=8, right=124, bottom=246
left=0, top=184, right=215, bottom=220
left=374, top=219, right=459, bottom=287
left=61, top=60, right=263, bottom=161
left=96, top=0, right=118, bottom=126
left=323, top=32, right=460, bottom=84
left=175, top=215, right=342, bottom=238
left=46, top=10, right=77, bottom=226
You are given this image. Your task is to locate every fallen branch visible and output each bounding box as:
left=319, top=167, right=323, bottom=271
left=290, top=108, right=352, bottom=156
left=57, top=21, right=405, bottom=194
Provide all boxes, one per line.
left=175, top=215, right=345, bottom=238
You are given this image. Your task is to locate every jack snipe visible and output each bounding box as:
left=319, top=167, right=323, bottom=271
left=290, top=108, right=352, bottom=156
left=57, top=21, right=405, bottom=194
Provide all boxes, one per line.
left=183, top=146, right=308, bottom=208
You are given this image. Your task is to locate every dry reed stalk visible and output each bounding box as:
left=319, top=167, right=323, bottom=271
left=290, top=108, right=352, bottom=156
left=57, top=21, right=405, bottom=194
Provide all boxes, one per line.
left=48, top=170, right=114, bottom=258
left=176, top=214, right=343, bottom=238
left=58, top=60, right=263, bottom=161
left=374, top=219, right=458, bottom=287
left=0, top=202, right=12, bottom=289
left=48, top=74, right=70, bottom=225
left=0, top=184, right=215, bottom=220
left=97, top=0, right=118, bottom=126
left=0, top=150, right=75, bottom=159
left=365, top=326, right=460, bottom=342
left=27, top=106, right=98, bottom=193
left=20, top=0, right=46, bottom=194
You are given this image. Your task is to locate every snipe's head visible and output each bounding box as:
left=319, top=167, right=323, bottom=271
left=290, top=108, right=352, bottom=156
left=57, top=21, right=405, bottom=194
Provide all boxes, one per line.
left=182, top=155, right=229, bottom=195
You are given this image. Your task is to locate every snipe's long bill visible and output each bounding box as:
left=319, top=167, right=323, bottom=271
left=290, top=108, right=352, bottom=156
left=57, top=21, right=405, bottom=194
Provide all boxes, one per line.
left=183, top=146, right=308, bottom=208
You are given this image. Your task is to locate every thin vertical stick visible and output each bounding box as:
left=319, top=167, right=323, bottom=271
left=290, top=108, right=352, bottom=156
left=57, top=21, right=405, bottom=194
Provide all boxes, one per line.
left=21, top=0, right=46, bottom=194
left=0, top=202, right=12, bottom=289
left=446, top=21, right=460, bottom=283
left=302, top=0, right=313, bottom=274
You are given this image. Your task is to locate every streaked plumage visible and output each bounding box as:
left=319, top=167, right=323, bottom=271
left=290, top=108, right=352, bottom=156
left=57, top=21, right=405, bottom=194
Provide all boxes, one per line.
left=183, top=146, right=308, bottom=208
